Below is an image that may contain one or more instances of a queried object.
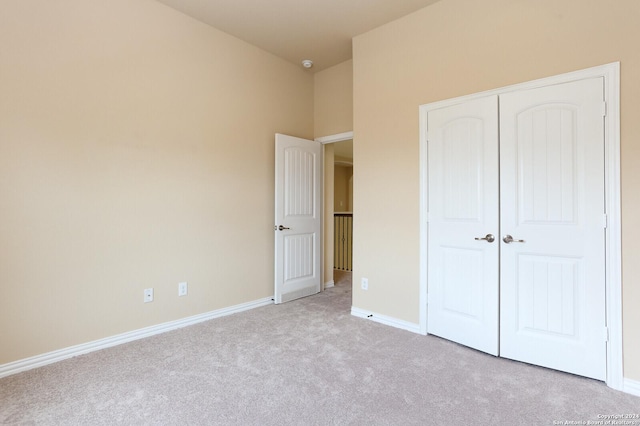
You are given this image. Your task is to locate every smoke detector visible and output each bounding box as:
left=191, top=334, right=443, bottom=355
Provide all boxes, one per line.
left=301, top=59, right=313, bottom=69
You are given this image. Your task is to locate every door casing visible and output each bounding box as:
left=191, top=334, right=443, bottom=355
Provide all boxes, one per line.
left=419, top=62, right=622, bottom=390
left=316, top=131, right=354, bottom=290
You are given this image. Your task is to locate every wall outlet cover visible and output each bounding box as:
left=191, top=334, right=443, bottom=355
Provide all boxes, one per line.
left=178, top=282, right=188, bottom=296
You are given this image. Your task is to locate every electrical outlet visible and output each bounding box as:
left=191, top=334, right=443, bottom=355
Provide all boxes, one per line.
left=178, top=282, right=188, bottom=297
left=144, top=288, right=154, bottom=303
left=361, top=277, right=368, bottom=290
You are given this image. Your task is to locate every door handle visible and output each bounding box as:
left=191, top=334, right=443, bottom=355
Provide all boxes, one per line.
left=474, top=234, right=495, bottom=243
left=503, top=234, right=525, bottom=244
left=276, top=225, right=290, bottom=231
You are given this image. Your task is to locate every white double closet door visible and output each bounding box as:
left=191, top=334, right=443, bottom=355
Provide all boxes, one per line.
left=427, top=77, right=606, bottom=380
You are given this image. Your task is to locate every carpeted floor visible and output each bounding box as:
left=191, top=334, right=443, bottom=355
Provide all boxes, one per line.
left=332, top=269, right=352, bottom=289
left=1, top=277, right=638, bottom=425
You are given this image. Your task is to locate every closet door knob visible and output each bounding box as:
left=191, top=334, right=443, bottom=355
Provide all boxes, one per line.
left=474, top=234, right=495, bottom=243
left=503, top=234, right=525, bottom=244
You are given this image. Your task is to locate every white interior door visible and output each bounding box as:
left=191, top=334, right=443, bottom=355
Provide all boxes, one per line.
left=274, top=133, right=322, bottom=304
left=426, top=78, right=607, bottom=380
left=427, top=96, right=500, bottom=355
left=499, top=78, right=607, bottom=380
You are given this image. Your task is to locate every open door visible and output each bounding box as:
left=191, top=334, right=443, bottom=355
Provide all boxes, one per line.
left=274, top=133, right=322, bottom=303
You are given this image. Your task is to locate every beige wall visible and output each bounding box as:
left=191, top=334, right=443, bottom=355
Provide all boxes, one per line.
left=0, top=0, right=313, bottom=364
left=352, top=0, right=640, bottom=381
left=314, top=60, right=354, bottom=138
left=334, top=165, right=353, bottom=212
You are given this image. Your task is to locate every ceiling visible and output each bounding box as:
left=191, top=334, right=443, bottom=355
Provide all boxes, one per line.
left=155, top=0, right=441, bottom=72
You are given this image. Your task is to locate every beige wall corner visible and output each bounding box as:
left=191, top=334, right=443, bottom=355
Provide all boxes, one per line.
left=0, top=0, right=313, bottom=365
left=352, top=0, right=640, bottom=381
left=314, top=59, right=354, bottom=290
left=314, top=60, right=354, bottom=138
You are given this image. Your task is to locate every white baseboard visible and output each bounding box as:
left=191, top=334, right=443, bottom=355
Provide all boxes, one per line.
left=324, top=280, right=335, bottom=289
left=351, top=306, right=422, bottom=334
left=0, top=296, right=274, bottom=379
left=624, top=378, right=640, bottom=397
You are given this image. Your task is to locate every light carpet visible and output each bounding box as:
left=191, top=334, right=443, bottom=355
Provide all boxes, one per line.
left=1, top=278, right=638, bottom=425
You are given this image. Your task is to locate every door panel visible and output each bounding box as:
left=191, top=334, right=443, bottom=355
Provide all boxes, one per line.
left=499, top=78, right=606, bottom=380
left=516, top=254, right=580, bottom=336
left=284, top=147, right=315, bottom=217
left=427, top=96, right=500, bottom=356
left=519, top=106, right=578, bottom=224
left=284, top=233, right=315, bottom=281
left=274, top=134, right=322, bottom=304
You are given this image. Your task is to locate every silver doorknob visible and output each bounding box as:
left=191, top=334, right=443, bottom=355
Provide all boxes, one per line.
left=474, top=234, right=495, bottom=243
left=277, top=225, right=290, bottom=231
left=503, top=234, right=525, bottom=244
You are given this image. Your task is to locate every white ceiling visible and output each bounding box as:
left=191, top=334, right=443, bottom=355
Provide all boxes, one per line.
left=155, top=0, right=441, bottom=72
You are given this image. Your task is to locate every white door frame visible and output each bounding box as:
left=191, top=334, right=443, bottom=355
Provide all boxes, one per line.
left=316, top=131, right=354, bottom=290
left=316, top=131, right=354, bottom=145
left=419, top=62, right=622, bottom=390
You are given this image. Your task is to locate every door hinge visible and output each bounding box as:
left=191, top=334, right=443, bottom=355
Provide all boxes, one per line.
left=601, top=102, right=607, bottom=117
left=603, top=213, right=608, bottom=229
left=603, top=327, right=609, bottom=342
